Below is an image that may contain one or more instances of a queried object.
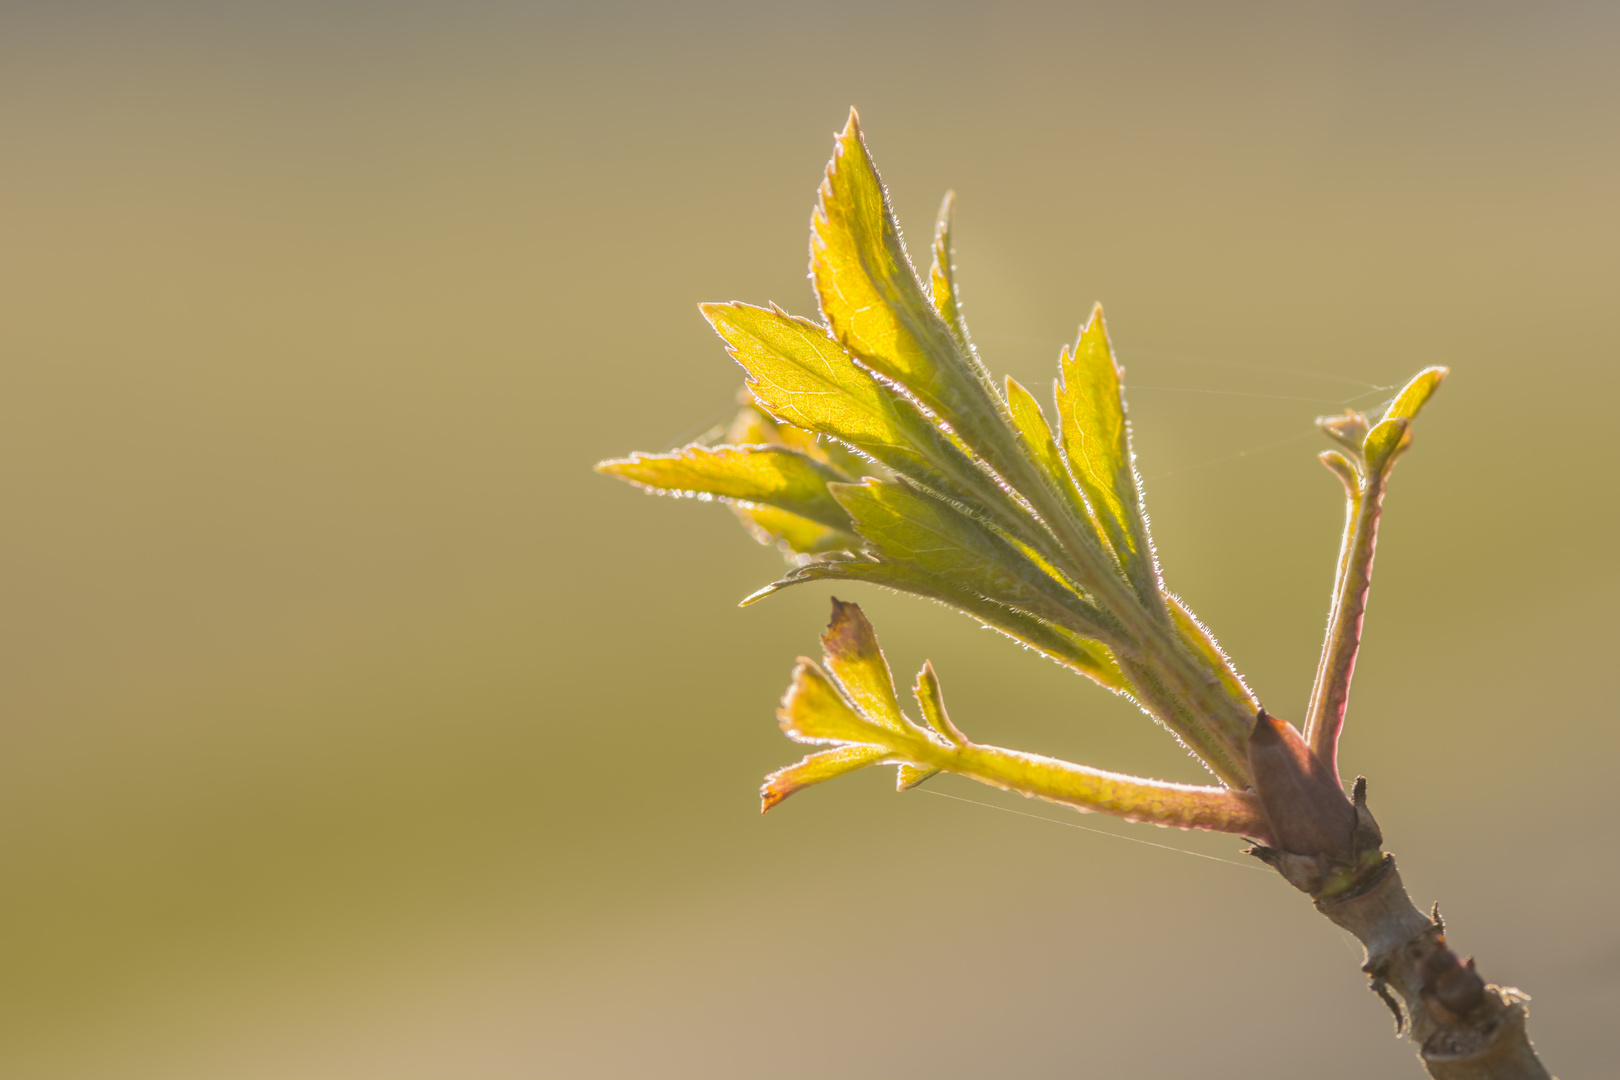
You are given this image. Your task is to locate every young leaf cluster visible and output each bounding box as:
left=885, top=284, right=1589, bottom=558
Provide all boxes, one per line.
left=599, top=109, right=1446, bottom=850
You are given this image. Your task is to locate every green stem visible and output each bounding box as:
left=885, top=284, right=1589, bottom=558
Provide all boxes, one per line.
left=912, top=736, right=1268, bottom=836
left=1304, top=465, right=1387, bottom=778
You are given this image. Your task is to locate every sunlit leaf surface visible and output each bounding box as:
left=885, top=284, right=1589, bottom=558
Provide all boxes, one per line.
left=596, top=444, right=852, bottom=531
left=819, top=598, right=911, bottom=733
left=1054, top=307, right=1157, bottom=600
left=928, top=191, right=971, bottom=347
left=761, top=744, right=889, bottom=812
left=760, top=601, right=1265, bottom=835
left=831, top=479, right=1107, bottom=636
left=602, top=111, right=1448, bottom=825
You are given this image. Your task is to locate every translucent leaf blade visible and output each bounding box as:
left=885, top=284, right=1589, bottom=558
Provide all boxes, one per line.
left=928, top=191, right=971, bottom=346
left=811, top=111, right=1002, bottom=453
left=1166, top=593, right=1260, bottom=714
left=761, top=744, right=890, bottom=812
left=1054, top=306, right=1157, bottom=599
left=1005, top=375, right=1101, bottom=535
left=597, top=444, right=852, bottom=532
left=777, top=658, right=894, bottom=746
left=820, top=598, right=910, bottom=732
left=702, top=302, right=1018, bottom=527
left=913, top=660, right=968, bottom=746
left=895, top=763, right=939, bottom=790
left=732, top=504, right=860, bottom=555
left=747, top=556, right=1127, bottom=692
left=830, top=479, right=1108, bottom=636
left=1382, top=366, right=1448, bottom=423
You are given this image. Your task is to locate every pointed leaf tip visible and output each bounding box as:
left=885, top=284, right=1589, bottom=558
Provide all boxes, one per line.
left=777, top=658, right=892, bottom=746
left=1360, top=366, right=1447, bottom=474
left=896, top=762, right=940, bottom=790
left=762, top=743, right=889, bottom=812
left=1055, top=307, right=1156, bottom=599
left=1383, top=366, right=1448, bottom=423
left=820, top=598, right=909, bottom=733
left=913, top=660, right=969, bottom=746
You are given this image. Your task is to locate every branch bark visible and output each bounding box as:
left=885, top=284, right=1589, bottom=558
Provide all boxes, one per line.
left=1254, top=785, right=1554, bottom=1079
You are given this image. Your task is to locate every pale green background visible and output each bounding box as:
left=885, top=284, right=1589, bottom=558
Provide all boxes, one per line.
left=1, top=2, right=1615, bottom=1076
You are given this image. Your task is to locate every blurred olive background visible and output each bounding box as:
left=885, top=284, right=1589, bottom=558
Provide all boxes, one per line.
left=1, top=2, right=1616, bottom=1076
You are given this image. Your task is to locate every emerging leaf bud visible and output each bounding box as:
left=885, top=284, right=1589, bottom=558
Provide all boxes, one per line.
left=1246, top=710, right=1357, bottom=860
left=1317, top=410, right=1371, bottom=455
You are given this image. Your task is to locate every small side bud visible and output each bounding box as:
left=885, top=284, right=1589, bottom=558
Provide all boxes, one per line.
left=1246, top=710, right=1358, bottom=860
left=1318, top=410, right=1371, bottom=454
left=1419, top=945, right=1487, bottom=1020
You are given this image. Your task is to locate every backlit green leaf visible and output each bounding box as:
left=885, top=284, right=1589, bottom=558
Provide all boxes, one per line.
left=744, top=556, right=1127, bottom=692
left=831, top=479, right=1107, bottom=636
left=913, top=660, right=968, bottom=746
left=1362, top=416, right=1411, bottom=473
left=597, top=444, right=852, bottom=531
left=1054, top=306, right=1157, bottom=599
left=820, top=598, right=911, bottom=733
left=1005, top=375, right=1101, bottom=537
left=895, top=763, right=939, bottom=790
left=702, top=302, right=1027, bottom=535
left=760, top=601, right=1264, bottom=835
left=1167, top=594, right=1259, bottom=713
left=1361, top=367, right=1447, bottom=475
left=1383, top=366, right=1448, bottom=422
left=732, top=503, right=860, bottom=555
left=761, top=744, right=890, bottom=812
left=928, top=191, right=971, bottom=346
left=777, top=659, right=893, bottom=746
left=811, top=111, right=1004, bottom=459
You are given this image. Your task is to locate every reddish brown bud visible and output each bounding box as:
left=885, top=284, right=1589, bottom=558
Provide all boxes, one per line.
left=1246, top=710, right=1357, bottom=859
left=1420, top=947, right=1487, bottom=1020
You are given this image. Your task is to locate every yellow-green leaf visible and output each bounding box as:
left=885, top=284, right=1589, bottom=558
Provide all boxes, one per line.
left=761, top=744, right=890, bottom=812
left=1383, top=366, right=1448, bottom=422
left=831, top=479, right=1105, bottom=635
left=913, top=660, right=968, bottom=746
left=746, top=555, right=1127, bottom=692
left=1005, top=375, right=1102, bottom=535
left=928, top=191, right=971, bottom=346
left=732, top=504, right=860, bottom=555
left=1166, top=594, right=1259, bottom=713
left=811, top=111, right=1002, bottom=457
left=1362, top=416, right=1411, bottom=473
left=1054, top=305, right=1156, bottom=599
left=820, top=598, right=910, bottom=733
left=596, top=444, right=852, bottom=531
left=726, top=401, right=825, bottom=462
left=702, top=302, right=1021, bottom=533
left=1361, top=367, right=1447, bottom=474
left=777, top=659, right=893, bottom=746
left=896, top=763, right=939, bottom=790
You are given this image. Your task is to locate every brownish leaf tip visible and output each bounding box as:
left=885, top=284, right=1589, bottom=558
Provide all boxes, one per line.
left=822, top=597, right=879, bottom=664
